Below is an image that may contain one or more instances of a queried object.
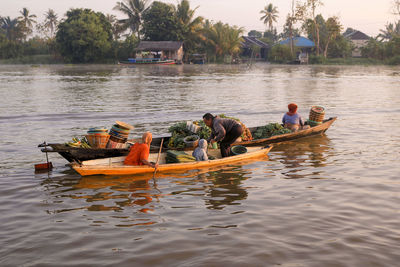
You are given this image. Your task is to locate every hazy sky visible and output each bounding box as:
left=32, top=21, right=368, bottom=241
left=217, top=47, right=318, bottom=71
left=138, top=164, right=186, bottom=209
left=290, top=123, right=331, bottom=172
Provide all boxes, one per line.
left=3, top=0, right=398, bottom=37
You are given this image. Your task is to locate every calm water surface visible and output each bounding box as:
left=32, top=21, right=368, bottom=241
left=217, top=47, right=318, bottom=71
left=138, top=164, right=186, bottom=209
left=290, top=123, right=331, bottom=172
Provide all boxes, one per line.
left=0, top=64, right=399, bottom=266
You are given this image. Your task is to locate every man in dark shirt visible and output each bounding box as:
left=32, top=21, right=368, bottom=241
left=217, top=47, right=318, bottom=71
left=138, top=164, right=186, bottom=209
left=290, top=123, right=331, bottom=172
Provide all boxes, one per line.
left=203, top=113, right=243, bottom=157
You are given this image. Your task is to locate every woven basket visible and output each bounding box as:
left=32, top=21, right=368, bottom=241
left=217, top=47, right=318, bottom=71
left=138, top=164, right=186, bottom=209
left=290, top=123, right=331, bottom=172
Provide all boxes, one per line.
left=183, top=135, right=199, bottom=148
left=85, top=134, right=110, bottom=148
left=309, top=106, right=325, bottom=122
left=106, top=135, right=127, bottom=149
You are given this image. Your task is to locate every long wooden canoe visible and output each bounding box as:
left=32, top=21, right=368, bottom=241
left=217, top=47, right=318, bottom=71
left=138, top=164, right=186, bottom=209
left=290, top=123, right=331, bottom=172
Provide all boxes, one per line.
left=40, top=117, right=336, bottom=163
left=118, top=59, right=176, bottom=65
left=234, top=117, right=337, bottom=146
left=71, top=145, right=273, bottom=176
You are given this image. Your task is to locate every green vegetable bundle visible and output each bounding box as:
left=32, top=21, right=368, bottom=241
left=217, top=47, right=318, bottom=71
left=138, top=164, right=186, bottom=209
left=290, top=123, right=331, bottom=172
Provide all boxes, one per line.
left=253, top=123, right=292, bottom=139
left=166, top=150, right=196, bottom=163
left=167, top=120, right=211, bottom=148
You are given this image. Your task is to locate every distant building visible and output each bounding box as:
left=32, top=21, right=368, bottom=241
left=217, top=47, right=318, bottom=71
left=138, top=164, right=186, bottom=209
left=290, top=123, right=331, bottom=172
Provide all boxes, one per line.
left=343, top=30, right=370, bottom=57
left=136, top=41, right=184, bottom=62
left=241, top=36, right=270, bottom=60
left=279, top=36, right=315, bottom=64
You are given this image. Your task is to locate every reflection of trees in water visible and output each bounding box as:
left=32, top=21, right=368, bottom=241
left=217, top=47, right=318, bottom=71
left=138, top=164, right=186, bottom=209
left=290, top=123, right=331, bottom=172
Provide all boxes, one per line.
left=273, top=134, right=333, bottom=179
left=309, top=65, right=341, bottom=78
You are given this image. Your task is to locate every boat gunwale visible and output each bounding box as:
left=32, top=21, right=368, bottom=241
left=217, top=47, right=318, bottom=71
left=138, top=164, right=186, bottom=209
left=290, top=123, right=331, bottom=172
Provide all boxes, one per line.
left=72, top=145, right=273, bottom=176
left=236, top=117, right=337, bottom=146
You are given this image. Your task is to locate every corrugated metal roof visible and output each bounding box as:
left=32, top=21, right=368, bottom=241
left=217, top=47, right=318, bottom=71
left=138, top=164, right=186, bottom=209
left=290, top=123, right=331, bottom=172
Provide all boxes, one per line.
left=343, top=31, right=370, bottom=40
left=279, top=37, right=315, bottom=48
left=241, top=36, right=270, bottom=48
left=136, top=41, right=183, bottom=51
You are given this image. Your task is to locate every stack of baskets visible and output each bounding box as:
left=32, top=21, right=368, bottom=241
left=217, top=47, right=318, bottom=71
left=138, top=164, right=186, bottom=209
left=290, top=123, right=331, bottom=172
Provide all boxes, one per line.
left=85, top=128, right=110, bottom=148
left=308, top=106, right=325, bottom=127
left=106, top=121, right=134, bottom=149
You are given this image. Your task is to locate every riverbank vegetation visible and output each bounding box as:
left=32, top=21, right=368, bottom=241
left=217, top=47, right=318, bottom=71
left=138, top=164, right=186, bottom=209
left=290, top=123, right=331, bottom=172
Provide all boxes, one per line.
left=0, top=0, right=399, bottom=64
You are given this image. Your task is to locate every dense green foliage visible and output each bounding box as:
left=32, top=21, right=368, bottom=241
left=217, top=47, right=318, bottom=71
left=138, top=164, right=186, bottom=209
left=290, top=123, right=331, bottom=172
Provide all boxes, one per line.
left=361, top=35, right=400, bottom=64
left=200, top=20, right=244, bottom=63
left=56, top=9, right=113, bottom=63
left=268, top=44, right=295, bottom=63
left=141, top=1, right=182, bottom=41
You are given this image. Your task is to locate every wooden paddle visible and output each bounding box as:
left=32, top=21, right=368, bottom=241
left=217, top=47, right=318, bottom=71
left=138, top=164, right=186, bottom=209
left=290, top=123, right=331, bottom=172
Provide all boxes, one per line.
left=153, top=138, right=164, bottom=178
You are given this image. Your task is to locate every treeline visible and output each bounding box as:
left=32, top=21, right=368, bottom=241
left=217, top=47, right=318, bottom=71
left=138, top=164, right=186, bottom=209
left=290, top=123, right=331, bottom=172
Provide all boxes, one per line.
left=0, top=0, right=243, bottom=63
left=1, top=0, right=400, bottom=64
left=255, top=1, right=400, bottom=64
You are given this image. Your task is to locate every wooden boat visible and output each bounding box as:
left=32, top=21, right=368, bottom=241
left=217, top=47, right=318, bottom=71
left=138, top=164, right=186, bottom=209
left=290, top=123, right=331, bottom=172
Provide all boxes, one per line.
left=71, top=145, right=273, bottom=176
left=118, top=58, right=175, bottom=65
left=40, top=117, right=336, bottom=163
left=234, top=117, right=337, bottom=146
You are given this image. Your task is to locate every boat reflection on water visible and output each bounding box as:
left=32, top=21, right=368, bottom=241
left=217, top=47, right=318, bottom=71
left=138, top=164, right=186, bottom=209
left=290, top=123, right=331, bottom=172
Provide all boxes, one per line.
left=168, top=157, right=269, bottom=210
left=73, top=174, right=159, bottom=214
left=38, top=153, right=269, bottom=227
left=203, top=168, right=249, bottom=210
left=271, top=134, right=333, bottom=179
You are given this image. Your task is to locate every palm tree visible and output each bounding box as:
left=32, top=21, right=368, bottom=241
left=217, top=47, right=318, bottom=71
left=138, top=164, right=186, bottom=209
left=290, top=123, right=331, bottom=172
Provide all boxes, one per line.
left=43, top=9, right=58, bottom=38
left=201, top=21, right=244, bottom=63
left=260, top=3, right=279, bottom=32
left=176, top=0, right=203, bottom=27
left=378, top=22, right=400, bottom=41
left=18, top=7, right=36, bottom=39
left=323, top=16, right=342, bottom=57
left=226, top=26, right=244, bottom=60
left=175, top=0, right=204, bottom=59
left=113, top=0, right=150, bottom=40
left=0, top=16, right=20, bottom=41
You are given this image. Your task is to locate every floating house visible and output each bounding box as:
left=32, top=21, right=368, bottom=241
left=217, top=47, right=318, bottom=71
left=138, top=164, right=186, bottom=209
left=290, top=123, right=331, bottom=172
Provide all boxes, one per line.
left=343, top=30, right=370, bottom=57
left=135, top=41, right=184, bottom=63
left=279, top=36, right=315, bottom=64
left=241, top=36, right=270, bottom=60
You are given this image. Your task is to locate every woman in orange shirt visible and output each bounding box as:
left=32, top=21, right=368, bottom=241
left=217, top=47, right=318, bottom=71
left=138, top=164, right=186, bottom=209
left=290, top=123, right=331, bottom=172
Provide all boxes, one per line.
left=124, top=132, right=158, bottom=168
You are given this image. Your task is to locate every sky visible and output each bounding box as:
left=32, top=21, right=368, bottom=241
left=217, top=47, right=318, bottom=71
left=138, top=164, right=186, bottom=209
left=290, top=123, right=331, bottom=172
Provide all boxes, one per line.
left=3, top=0, right=398, bottom=37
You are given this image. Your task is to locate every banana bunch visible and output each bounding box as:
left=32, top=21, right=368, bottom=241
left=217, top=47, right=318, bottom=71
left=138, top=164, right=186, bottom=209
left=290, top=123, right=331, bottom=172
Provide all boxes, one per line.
left=65, top=137, right=91, bottom=148
left=80, top=137, right=91, bottom=148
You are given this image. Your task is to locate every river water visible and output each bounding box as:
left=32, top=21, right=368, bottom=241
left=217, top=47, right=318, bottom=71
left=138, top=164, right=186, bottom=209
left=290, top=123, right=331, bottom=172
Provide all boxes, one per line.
left=0, top=63, right=399, bottom=266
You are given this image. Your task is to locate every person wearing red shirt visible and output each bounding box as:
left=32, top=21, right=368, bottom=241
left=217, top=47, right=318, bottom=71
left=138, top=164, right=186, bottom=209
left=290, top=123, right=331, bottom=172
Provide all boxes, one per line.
left=124, top=132, right=157, bottom=168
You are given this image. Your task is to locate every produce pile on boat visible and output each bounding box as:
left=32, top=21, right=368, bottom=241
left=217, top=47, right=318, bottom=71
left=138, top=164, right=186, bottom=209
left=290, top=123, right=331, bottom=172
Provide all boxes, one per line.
left=167, top=115, right=252, bottom=149
left=252, top=123, right=292, bottom=139
left=65, top=137, right=91, bottom=148
left=167, top=120, right=210, bottom=149
left=64, top=121, right=134, bottom=149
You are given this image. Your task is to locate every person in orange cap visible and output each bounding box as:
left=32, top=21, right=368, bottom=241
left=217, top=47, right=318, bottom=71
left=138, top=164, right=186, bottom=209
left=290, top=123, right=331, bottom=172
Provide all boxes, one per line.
left=282, top=103, right=309, bottom=132
left=124, top=132, right=158, bottom=168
